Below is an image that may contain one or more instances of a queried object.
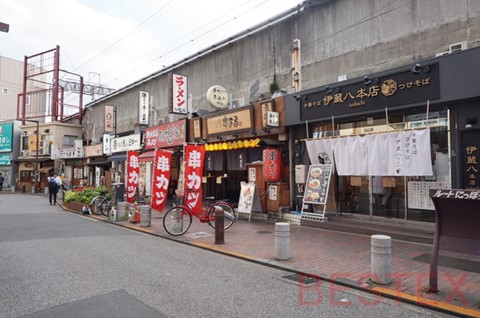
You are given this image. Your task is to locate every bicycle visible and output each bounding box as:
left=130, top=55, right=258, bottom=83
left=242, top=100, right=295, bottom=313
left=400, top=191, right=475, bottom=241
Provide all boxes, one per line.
left=163, top=188, right=236, bottom=236
left=89, top=195, right=112, bottom=216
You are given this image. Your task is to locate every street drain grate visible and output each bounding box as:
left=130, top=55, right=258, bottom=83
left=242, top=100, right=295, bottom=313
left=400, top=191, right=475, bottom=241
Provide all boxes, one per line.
left=257, top=230, right=273, bottom=234
left=413, top=254, right=480, bottom=274
left=283, top=274, right=318, bottom=285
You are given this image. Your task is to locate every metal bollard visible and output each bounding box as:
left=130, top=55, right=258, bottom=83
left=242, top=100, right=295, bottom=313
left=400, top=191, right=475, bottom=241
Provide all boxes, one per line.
left=371, top=234, right=392, bottom=284
left=275, top=222, right=291, bottom=260
left=215, top=206, right=224, bottom=244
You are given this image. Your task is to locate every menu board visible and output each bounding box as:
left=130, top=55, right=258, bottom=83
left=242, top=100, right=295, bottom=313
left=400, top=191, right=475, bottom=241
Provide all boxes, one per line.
left=407, top=181, right=450, bottom=210
left=303, top=164, right=332, bottom=205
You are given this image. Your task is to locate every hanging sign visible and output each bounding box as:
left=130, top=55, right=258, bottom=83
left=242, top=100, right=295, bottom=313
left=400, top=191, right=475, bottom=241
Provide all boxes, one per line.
left=126, top=150, right=139, bottom=203
left=151, top=150, right=173, bottom=212
left=303, top=164, right=332, bottom=205
left=183, top=144, right=206, bottom=215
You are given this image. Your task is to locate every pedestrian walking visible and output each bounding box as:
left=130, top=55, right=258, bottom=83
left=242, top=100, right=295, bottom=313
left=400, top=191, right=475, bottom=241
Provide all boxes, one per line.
left=0, top=173, right=4, bottom=191
left=48, top=173, right=60, bottom=205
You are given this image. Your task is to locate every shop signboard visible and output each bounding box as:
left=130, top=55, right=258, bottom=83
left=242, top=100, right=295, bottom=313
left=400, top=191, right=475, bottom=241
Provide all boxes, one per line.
left=144, top=119, right=186, bottom=149
left=139, top=91, right=150, bottom=125
left=169, top=73, right=188, bottom=114
left=460, top=128, right=480, bottom=189
left=111, top=134, right=141, bottom=153
left=0, top=153, right=10, bottom=165
left=0, top=123, right=13, bottom=152
left=300, top=63, right=440, bottom=121
left=205, top=107, right=253, bottom=136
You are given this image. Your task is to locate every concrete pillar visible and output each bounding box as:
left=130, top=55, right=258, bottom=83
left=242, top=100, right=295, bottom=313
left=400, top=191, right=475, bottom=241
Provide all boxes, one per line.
left=275, top=222, right=291, bottom=260
left=371, top=234, right=392, bottom=284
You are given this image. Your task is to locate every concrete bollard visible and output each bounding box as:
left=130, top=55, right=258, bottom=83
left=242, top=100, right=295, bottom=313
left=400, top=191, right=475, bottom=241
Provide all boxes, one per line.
left=11, top=186, right=15, bottom=193
left=139, top=205, right=151, bottom=227
left=371, top=234, right=392, bottom=284
left=275, top=222, right=291, bottom=260
left=117, top=202, right=127, bottom=220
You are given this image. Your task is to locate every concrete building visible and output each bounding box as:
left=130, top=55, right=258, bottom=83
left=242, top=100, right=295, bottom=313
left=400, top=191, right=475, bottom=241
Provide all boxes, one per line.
left=83, top=0, right=480, bottom=231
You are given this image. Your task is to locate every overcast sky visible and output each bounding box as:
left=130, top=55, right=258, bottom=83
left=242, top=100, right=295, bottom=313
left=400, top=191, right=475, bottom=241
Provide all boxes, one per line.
left=0, top=0, right=303, bottom=90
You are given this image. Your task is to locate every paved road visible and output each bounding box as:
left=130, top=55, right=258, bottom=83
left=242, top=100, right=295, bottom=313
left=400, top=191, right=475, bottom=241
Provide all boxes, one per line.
left=0, top=193, right=455, bottom=318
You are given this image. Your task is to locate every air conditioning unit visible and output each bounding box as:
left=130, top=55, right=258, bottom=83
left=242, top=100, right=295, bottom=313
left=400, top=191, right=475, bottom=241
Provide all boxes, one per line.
left=231, top=98, right=246, bottom=108
left=435, top=41, right=467, bottom=57
left=22, top=150, right=29, bottom=157
left=449, top=41, right=467, bottom=53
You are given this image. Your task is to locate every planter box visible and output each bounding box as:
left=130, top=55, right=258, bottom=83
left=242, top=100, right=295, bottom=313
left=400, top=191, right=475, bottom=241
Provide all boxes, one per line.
left=65, top=201, right=87, bottom=213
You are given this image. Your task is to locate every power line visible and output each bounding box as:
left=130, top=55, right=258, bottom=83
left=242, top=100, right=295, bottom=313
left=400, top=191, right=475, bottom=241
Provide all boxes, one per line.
left=73, top=0, right=176, bottom=73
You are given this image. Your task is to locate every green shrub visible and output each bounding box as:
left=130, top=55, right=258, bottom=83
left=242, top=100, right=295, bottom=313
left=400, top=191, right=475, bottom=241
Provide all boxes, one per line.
left=64, top=186, right=112, bottom=204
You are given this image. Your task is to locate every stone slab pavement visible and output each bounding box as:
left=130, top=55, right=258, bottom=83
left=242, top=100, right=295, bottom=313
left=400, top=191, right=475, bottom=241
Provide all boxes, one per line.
left=54, top=197, right=480, bottom=318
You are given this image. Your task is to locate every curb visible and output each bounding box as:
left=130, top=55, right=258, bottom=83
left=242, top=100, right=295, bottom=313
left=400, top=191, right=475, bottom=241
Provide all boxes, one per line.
left=60, top=204, right=480, bottom=318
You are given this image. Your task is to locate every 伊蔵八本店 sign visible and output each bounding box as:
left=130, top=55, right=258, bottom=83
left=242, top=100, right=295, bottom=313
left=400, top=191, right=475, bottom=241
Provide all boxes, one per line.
left=300, top=63, right=440, bottom=121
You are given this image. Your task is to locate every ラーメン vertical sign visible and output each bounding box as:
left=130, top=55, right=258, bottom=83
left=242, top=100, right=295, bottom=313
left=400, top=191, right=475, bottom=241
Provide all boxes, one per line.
left=169, top=73, right=188, bottom=114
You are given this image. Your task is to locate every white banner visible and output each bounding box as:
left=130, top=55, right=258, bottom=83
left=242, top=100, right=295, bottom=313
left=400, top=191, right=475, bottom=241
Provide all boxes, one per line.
left=305, top=138, right=335, bottom=167
left=306, top=128, right=433, bottom=177
left=386, top=129, right=433, bottom=176
left=367, top=133, right=388, bottom=175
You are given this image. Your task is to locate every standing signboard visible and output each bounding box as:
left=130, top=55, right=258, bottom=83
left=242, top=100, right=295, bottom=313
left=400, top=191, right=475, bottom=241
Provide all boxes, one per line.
left=302, top=164, right=333, bottom=221
left=237, top=181, right=262, bottom=221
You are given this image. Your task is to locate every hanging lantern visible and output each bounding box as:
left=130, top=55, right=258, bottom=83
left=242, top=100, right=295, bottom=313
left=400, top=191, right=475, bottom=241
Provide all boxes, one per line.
left=263, top=147, right=281, bottom=182
left=222, top=142, right=228, bottom=150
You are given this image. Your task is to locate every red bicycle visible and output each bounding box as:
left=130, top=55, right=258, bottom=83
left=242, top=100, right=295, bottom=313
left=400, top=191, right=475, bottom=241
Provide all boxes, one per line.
left=162, top=188, right=236, bottom=236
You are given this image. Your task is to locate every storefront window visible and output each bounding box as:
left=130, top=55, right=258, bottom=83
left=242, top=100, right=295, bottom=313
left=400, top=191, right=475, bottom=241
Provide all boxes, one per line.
left=317, top=110, right=450, bottom=222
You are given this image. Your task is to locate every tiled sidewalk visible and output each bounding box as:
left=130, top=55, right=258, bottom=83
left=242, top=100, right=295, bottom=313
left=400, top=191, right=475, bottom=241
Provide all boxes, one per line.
left=88, top=210, right=479, bottom=317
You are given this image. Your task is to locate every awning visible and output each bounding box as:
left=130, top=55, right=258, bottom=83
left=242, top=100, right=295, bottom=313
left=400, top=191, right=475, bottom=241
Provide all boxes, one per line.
left=39, top=167, right=54, bottom=173
left=12, top=158, right=50, bottom=163
left=107, top=152, right=127, bottom=162
left=86, top=160, right=110, bottom=166
left=138, top=151, right=155, bottom=162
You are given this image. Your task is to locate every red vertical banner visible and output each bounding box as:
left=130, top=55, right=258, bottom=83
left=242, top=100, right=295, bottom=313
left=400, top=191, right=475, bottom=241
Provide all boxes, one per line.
left=151, top=150, right=172, bottom=212
left=183, top=144, right=206, bottom=215
left=126, top=150, right=139, bottom=203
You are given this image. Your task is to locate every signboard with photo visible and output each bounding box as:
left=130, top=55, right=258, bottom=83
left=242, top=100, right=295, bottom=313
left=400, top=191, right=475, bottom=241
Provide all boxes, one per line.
left=238, top=181, right=262, bottom=220
left=303, top=164, right=332, bottom=205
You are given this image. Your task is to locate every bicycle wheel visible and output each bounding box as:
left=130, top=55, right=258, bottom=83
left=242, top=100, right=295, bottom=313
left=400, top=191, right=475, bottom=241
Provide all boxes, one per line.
left=101, top=200, right=111, bottom=216
left=163, top=207, right=192, bottom=236
left=207, top=202, right=236, bottom=230
left=90, top=196, right=105, bottom=215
